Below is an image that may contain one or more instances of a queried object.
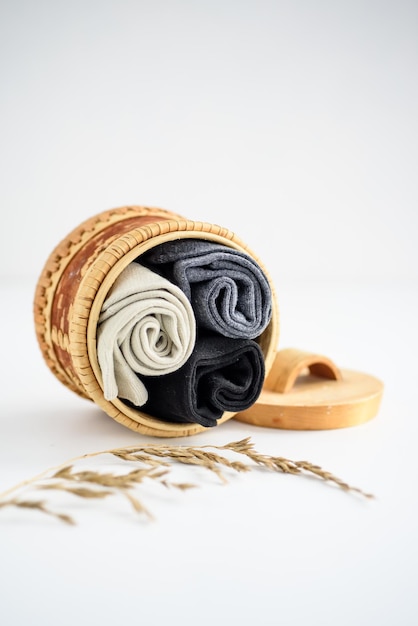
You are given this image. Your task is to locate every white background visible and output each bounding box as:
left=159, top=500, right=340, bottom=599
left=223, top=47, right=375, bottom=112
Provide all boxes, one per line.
left=0, top=2, right=417, bottom=625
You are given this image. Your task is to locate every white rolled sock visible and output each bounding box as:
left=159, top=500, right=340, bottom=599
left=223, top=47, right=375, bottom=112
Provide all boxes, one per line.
left=97, top=263, right=196, bottom=406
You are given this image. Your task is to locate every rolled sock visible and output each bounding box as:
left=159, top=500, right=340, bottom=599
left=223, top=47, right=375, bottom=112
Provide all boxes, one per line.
left=97, top=263, right=196, bottom=406
left=137, top=239, right=272, bottom=339
left=139, top=334, right=265, bottom=427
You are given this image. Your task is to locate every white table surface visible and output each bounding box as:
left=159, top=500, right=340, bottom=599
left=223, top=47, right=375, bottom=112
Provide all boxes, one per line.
left=0, top=275, right=416, bottom=626
left=1, top=0, right=417, bottom=623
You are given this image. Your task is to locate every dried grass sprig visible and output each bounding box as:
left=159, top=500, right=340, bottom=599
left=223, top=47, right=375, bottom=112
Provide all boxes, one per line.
left=0, top=437, right=373, bottom=525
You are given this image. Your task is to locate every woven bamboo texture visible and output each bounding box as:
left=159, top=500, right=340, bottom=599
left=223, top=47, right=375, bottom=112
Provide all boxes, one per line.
left=34, top=205, right=279, bottom=437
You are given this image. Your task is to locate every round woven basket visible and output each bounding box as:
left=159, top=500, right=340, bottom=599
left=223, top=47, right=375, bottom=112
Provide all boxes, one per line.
left=34, top=205, right=279, bottom=437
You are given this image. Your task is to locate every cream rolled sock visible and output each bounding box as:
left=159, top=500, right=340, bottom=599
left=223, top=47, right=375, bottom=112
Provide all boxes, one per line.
left=97, top=263, right=196, bottom=406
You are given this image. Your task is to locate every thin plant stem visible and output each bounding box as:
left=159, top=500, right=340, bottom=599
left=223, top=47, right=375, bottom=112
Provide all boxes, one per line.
left=0, top=437, right=374, bottom=525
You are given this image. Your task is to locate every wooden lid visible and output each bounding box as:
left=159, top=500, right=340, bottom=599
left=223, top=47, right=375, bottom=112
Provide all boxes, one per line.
left=234, top=348, right=384, bottom=430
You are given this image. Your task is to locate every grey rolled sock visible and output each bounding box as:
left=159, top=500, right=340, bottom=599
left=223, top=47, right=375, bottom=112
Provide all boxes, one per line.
left=138, top=239, right=272, bottom=339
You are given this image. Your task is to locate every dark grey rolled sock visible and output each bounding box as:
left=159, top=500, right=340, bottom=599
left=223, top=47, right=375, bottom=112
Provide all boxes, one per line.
left=134, top=334, right=265, bottom=428
left=137, top=239, right=272, bottom=339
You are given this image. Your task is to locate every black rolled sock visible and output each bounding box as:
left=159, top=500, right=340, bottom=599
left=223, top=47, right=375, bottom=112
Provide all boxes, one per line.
left=137, top=334, right=265, bottom=428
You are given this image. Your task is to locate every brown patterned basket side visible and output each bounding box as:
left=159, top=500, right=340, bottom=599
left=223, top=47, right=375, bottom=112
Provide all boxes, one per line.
left=33, top=205, right=280, bottom=438
left=34, top=205, right=183, bottom=398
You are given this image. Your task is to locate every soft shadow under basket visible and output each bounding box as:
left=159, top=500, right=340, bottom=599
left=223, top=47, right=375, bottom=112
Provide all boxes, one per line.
left=34, top=205, right=279, bottom=437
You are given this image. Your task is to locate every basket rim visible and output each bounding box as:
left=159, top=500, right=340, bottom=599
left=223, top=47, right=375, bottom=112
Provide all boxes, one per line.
left=70, top=219, right=280, bottom=436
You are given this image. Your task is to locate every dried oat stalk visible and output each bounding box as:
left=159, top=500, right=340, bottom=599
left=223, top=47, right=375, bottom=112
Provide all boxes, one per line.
left=0, top=437, right=373, bottom=525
